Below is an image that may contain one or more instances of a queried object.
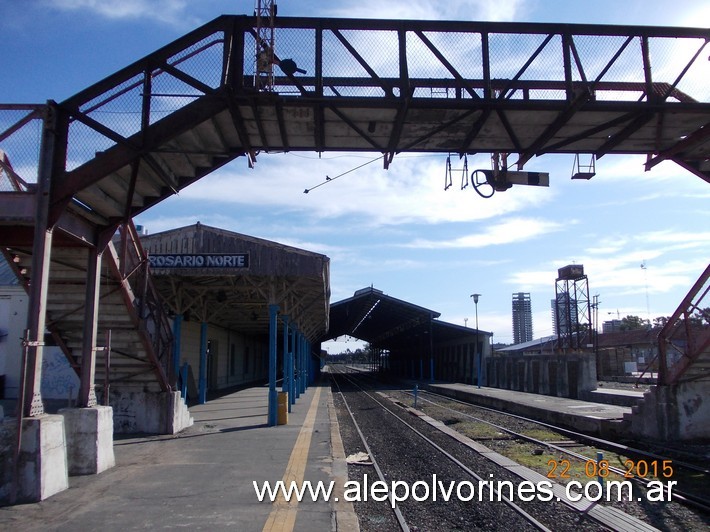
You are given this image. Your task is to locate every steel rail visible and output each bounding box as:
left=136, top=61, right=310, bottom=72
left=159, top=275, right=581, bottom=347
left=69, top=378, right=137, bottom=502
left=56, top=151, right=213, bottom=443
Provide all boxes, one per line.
left=418, top=388, right=710, bottom=476
left=414, top=388, right=710, bottom=514
left=332, top=366, right=552, bottom=531
left=330, top=370, right=410, bottom=532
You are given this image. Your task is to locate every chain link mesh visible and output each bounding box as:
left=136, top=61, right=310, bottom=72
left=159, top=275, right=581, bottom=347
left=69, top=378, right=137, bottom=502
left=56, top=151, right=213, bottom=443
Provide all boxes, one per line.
left=0, top=107, right=43, bottom=190
left=2, top=19, right=707, bottom=193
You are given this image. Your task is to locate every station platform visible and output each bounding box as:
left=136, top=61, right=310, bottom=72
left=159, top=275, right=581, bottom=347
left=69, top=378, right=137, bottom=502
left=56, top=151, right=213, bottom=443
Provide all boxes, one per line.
left=0, top=377, right=358, bottom=532
left=422, top=382, right=633, bottom=437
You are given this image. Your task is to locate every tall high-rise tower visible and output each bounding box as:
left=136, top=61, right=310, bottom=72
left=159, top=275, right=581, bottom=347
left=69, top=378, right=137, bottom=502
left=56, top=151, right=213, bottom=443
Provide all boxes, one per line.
left=512, top=292, right=533, bottom=344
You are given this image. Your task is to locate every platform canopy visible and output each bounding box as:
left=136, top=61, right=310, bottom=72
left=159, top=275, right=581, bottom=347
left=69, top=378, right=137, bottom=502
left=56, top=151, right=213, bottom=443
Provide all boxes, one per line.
left=324, top=286, right=489, bottom=350
left=140, top=222, right=330, bottom=340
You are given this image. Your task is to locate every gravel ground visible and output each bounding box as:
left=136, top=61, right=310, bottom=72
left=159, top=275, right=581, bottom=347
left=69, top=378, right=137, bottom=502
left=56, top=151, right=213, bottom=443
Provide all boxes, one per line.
left=332, top=374, right=608, bottom=531
left=386, top=388, right=710, bottom=531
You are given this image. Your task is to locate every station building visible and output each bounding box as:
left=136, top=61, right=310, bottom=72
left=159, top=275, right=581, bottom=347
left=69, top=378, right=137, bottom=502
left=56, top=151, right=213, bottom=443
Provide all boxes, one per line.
left=0, top=220, right=329, bottom=461
left=139, top=222, right=331, bottom=406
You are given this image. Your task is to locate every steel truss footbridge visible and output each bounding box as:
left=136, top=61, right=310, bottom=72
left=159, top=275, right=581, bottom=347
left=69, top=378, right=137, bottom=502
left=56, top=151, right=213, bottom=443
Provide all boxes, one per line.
left=1, top=15, right=709, bottom=416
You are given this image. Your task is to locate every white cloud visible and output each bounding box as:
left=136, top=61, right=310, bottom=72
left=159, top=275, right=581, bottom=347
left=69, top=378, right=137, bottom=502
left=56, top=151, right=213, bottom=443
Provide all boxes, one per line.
left=405, top=217, right=565, bottom=249
left=505, top=228, right=709, bottom=305
left=44, top=0, right=194, bottom=26
left=322, top=0, right=529, bottom=22
left=180, top=151, right=555, bottom=227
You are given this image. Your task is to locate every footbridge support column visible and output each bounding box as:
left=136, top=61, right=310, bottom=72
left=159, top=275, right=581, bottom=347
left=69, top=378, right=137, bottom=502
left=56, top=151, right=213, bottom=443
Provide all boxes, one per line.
left=4, top=102, right=68, bottom=504
left=60, top=246, right=115, bottom=476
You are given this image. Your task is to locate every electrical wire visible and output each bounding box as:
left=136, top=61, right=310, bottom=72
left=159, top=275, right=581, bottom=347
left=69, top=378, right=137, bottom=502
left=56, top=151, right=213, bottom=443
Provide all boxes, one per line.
left=303, top=154, right=384, bottom=193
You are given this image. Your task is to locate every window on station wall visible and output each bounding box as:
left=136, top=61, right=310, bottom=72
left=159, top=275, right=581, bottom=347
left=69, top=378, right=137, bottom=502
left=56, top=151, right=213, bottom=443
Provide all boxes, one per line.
left=244, top=346, right=250, bottom=375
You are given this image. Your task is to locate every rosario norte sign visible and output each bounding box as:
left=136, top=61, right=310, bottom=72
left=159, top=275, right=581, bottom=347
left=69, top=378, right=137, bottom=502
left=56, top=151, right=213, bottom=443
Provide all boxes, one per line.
left=148, top=254, right=249, bottom=269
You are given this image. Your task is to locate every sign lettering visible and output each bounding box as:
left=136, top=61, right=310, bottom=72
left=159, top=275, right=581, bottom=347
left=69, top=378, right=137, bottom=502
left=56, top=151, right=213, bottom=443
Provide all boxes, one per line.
left=148, top=254, right=249, bottom=269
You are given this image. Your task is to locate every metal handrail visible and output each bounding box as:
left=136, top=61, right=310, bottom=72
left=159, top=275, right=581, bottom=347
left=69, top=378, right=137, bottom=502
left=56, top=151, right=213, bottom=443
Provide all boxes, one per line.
left=658, top=264, right=710, bottom=385
left=115, top=221, right=174, bottom=389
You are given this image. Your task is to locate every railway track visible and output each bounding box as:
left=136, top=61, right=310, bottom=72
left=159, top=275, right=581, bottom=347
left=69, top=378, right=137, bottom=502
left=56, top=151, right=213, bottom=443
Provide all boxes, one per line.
left=331, top=368, right=555, bottom=530
left=403, top=387, right=710, bottom=515
left=329, top=366, right=699, bottom=531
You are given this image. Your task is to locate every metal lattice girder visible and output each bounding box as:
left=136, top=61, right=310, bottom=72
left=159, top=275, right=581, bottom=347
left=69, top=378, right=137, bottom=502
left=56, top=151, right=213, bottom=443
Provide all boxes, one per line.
left=0, top=15, right=709, bottom=236
left=658, top=264, right=710, bottom=385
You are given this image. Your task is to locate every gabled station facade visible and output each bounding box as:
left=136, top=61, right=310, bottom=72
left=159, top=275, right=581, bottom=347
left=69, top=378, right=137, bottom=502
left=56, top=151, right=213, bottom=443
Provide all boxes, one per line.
left=140, top=222, right=330, bottom=405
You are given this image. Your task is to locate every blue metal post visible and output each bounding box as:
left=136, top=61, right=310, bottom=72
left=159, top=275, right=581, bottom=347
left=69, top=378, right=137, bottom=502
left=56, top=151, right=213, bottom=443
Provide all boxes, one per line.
left=180, top=362, right=188, bottom=400
left=268, top=303, right=279, bottom=427
left=303, top=338, right=308, bottom=392
left=172, top=313, right=182, bottom=382
left=290, top=327, right=297, bottom=405
left=198, top=321, right=208, bottom=404
left=294, top=331, right=300, bottom=399
left=419, top=356, right=423, bottom=380
left=305, top=339, right=310, bottom=388
left=282, top=315, right=289, bottom=395
left=477, top=339, right=482, bottom=389
left=297, top=334, right=303, bottom=394
left=300, top=333, right=308, bottom=393
left=430, top=356, right=434, bottom=382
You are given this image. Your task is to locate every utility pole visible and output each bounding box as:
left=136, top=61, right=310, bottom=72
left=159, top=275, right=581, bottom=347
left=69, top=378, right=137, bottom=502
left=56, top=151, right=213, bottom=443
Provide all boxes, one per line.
left=471, top=293, right=481, bottom=388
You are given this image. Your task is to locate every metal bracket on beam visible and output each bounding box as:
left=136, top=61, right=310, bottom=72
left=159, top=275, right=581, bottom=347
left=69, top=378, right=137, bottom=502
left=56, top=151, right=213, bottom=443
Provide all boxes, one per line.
left=572, top=153, right=596, bottom=180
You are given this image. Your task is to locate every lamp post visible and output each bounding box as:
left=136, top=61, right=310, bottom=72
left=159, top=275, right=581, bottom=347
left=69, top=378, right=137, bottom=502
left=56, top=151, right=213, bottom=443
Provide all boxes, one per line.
left=471, top=294, right=481, bottom=388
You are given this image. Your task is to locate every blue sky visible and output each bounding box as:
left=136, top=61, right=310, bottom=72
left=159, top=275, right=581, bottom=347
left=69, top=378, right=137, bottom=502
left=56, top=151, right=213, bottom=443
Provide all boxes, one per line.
left=2, top=1, right=709, bottom=351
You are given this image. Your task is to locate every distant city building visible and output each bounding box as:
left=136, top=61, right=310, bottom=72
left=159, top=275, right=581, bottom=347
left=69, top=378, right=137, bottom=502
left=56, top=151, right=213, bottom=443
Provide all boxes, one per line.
left=512, top=292, right=533, bottom=344
left=551, top=295, right=578, bottom=336
left=603, top=319, right=623, bottom=333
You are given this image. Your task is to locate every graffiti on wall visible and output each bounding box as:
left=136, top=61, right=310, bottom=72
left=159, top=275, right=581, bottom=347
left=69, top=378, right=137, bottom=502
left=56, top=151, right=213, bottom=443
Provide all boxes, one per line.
left=41, top=348, right=79, bottom=400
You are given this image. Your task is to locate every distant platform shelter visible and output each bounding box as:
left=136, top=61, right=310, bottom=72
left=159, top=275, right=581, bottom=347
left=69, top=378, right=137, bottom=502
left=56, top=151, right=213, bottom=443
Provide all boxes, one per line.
left=140, top=223, right=330, bottom=405
left=326, top=287, right=492, bottom=385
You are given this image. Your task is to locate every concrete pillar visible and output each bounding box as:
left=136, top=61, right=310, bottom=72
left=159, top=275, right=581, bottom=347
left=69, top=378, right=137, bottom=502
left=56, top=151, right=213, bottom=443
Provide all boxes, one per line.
left=59, top=406, right=115, bottom=475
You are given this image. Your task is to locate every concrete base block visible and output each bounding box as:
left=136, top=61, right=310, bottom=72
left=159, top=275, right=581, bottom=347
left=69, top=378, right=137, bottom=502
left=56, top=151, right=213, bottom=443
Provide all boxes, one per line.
left=629, top=381, right=710, bottom=441
left=111, top=390, right=193, bottom=434
left=0, top=415, right=68, bottom=504
left=167, top=391, right=194, bottom=434
left=59, top=406, right=116, bottom=476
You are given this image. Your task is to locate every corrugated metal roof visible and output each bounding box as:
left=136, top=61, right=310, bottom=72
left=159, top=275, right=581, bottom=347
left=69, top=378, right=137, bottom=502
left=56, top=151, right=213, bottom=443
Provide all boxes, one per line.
left=324, top=287, right=491, bottom=350
left=495, top=335, right=558, bottom=353
left=139, top=223, right=330, bottom=341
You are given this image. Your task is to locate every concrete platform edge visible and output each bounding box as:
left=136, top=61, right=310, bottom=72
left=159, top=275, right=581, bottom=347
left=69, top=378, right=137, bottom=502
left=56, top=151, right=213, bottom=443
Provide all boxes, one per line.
left=326, top=382, right=360, bottom=532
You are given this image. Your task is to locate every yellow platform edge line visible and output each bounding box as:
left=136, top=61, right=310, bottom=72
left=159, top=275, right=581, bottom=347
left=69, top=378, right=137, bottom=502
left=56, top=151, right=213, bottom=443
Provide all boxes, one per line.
left=262, top=386, right=323, bottom=532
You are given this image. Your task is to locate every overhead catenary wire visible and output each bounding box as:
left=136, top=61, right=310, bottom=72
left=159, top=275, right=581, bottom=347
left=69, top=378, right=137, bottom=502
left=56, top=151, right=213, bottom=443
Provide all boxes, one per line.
left=303, top=154, right=385, bottom=193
